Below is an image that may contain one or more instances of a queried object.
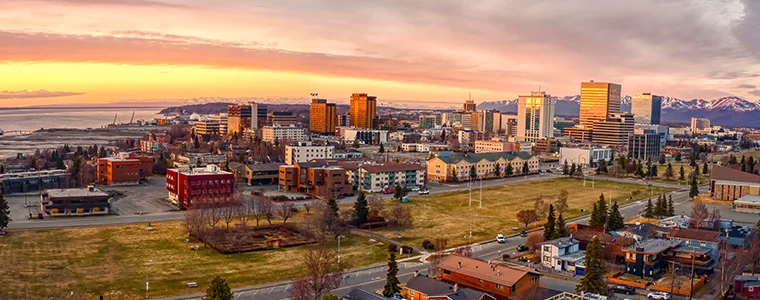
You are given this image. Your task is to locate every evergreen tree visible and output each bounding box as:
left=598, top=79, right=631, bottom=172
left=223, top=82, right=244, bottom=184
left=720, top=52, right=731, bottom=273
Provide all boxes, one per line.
left=494, top=164, right=501, bottom=177
left=646, top=159, right=653, bottom=177
left=675, top=153, right=682, bottom=162
left=597, top=159, right=608, bottom=174
left=383, top=244, right=401, bottom=297
left=352, top=139, right=360, bottom=148
left=505, top=163, right=514, bottom=176
left=0, top=193, right=11, bottom=232
left=451, top=170, right=458, bottom=182
left=741, top=155, right=747, bottom=171
left=379, top=144, right=385, bottom=153
left=393, top=183, right=403, bottom=200
left=679, top=165, right=685, bottom=181
left=644, top=199, right=655, bottom=218
left=729, top=155, right=737, bottom=164
left=589, top=202, right=600, bottom=227
left=569, top=163, right=576, bottom=177
left=654, top=194, right=665, bottom=217
left=617, top=155, right=627, bottom=173
left=749, top=156, right=756, bottom=173
left=469, top=165, right=477, bottom=179
left=608, top=201, right=625, bottom=231
left=590, top=194, right=608, bottom=227
left=327, top=196, right=339, bottom=218
left=650, top=164, right=658, bottom=177
left=635, top=162, right=645, bottom=178
left=353, top=192, right=369, bottom=226
left=694, top=164, right=700, bottom=176
left=702, top=161, right=709, bottom=175
left=689, top=177, right=699, bottom=198
left=554, top=213, right=568, bottom=239
left=522, top=162, right=529, bottom=174
left=205, top=276, right=233, bottom=300
left=667, top=195, right=675, bottom=216
left=664, top=163, right=674, bottom=179
left=72, top=153, right=83, bottom=186
left=659, top=154, right=666, bottom=164
left=690, top=155, right=697, bottom=167
left=576, top=237, right=607, bottom=294
left=563, top=160, right=570, bottom=175
left=544, top=204, right=556, bottom=241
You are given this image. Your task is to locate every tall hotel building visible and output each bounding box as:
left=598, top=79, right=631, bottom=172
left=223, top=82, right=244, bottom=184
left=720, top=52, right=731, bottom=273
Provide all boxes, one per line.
left=227, top=104, right=251, bottom=135
left=517, top=91, right=555, bottom=142
left=349, top=93, right=377, bottom=129
left=579, top=81, right=622, bottom=128
left=631, top=93, right=662, bottom=125
left=309, top=99, right=337, bottom=134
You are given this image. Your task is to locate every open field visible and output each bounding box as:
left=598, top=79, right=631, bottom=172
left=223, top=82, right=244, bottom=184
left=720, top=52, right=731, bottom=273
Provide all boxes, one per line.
left=714, top=150, right=760, bottom=162
left=0, top=221, right=391, bottom=300
left=371, top=178, right=675, bottom=248
left=601, top=161, right=710, bottom=185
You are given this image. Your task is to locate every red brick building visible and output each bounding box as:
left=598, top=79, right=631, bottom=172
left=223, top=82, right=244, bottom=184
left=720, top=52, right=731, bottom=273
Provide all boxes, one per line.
left=166, top=165, right=235, bottom=209
left=438, top=255, right=540, bottom=300
left=97, top=155, right=153, bottom=185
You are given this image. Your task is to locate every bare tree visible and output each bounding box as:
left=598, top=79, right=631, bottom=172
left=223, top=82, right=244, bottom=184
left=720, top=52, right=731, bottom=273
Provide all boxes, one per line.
left=303, top=201, right=312, bottom=214
left=368, top=195, right=384, bottom=216
left=249, top=195, right=264, bottom=226
left=386, top=204, right=413, bottom=237
left=525, top=231, right=545, bottom=252
left=428, top=237, right=449, bottom=275
left=556, top=189, right=569, bottom=215
left=222, top=203, right=236, bottom=229
left=515, top=280, right=541, bottom=300
left=289, top=246, right=343, bottom=300
left=277, top=202, right=297, bottom=223
left=516, top=209, right=541, bottom=228
left=260, top=197, right=274, bottom=225
left=183, top=208, right=199, bottom=237
left=689, top=202, right=709, bottom=228
left=236, top=202, right=250, bottom=227
left=533, top=195, right=546, bottom=217
left=308, top=201, right=338, bottom=241
left=707, top=207, right=722, bottom=229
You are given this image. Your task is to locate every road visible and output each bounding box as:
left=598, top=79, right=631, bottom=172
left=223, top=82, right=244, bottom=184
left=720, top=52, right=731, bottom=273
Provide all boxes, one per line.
left=160, top=185, right=711, bottom=300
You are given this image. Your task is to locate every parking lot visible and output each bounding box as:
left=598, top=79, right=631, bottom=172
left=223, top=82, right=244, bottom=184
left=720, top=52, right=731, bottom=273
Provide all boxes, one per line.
left=100, top=176, right=177, bottom=215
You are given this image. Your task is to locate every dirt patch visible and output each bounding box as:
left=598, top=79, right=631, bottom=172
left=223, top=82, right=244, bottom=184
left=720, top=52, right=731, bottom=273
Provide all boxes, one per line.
left=195, top=224, right=318, bottom=254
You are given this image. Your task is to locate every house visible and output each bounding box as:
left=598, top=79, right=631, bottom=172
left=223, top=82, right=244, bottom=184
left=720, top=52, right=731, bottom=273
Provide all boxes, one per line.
left=668, top=227, right=723, bottom=260
left=537, top=237, right=586, bottom=275
left=735, top=275, right=760, bottom=298
left=568, top=224, right=635, bottom=263
left=403, top=275, right=496, bottom=300
left=341, top=288, right=388, bottom=300
left=622, top=239, right=682, bottom=279
left=438, top=254, right=540, bottom=300
left=613, top=223, right=668, bottom=242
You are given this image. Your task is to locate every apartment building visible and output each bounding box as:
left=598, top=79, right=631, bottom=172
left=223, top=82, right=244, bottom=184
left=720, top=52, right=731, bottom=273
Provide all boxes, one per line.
left=426, top=152, right=540, bottom=182
left=261, top=125, right=308, bottom=144
left=165, top=164, right=234, bottom=209
left=285, top=141, right=335, bottom=165
left=278, top=162, right=352, bottom=198
left=474, top=139, right=518, bottom=153
left=355, top=163, right=425, bottom=192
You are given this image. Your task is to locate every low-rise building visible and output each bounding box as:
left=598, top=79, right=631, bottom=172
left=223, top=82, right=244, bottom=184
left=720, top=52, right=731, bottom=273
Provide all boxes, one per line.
left=261, top=125, right=308, bottom=143
left=558, top=145, right=612, bottom=168
left=266, top=111, right=297, bottom=127
left=710, top=165, right=760, bottom=201
left=165, top=165, right=235, bottom=209
left=403, top=275, right=496, bottom=300
left=356, top=163, right=425, bottom=192
left=438, top=254, right=541, bottom=299
left=622, top=239, right=683, bottom=279
left=333, top=150, right=364, bottom=159
left=228, top=162, right=284, bottom=185
left=278, top=162, right=352, bottom=198
left=474, top=139, right=517, bottom=153
left=0, top=169, right=69, bottom=195
left=537, top=237, right=586, bottom=275
left=533, top=138, right=560, bottom=154
left=426, top=152, right=540, bottom=182
left=97, top=155, right=153, bottom=186
left=401, top=143, right=450, bottom=153
left=172, top=153, right=228, bottom=168
left=285, top=141, right=335, bottom=165
left=458, top=130, right=491, bottom=147
left=41, top=186, right=110, bottom=216
left=338, top=127, right=388, bottom=145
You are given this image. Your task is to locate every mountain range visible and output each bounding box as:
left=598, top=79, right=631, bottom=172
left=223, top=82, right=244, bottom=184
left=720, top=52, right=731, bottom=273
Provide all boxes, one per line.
left=477, top=95, right=760, bottom=128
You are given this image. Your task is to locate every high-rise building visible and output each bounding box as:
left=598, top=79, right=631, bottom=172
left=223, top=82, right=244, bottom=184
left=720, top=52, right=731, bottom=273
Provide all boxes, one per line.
left=419, top=115, right=437, bottom=129
left=250, top=102, right=268, bottom=129
left=631, top=93, right=662, bottom=124
left=517, top=91, right=556, bottom=142
left=463, top=99, right=476, bottom=112
left=267, top=112, right=297, bottom=127
left=338, top=113, right=350, bottom=127
left=349, top=93, right=377, bottom=129
left=227, top=104, right=251, bottom=135
left=691, top=117, right=711, bottom=133
left=579, top=81, right=622, bottom=128
left=628, top=129, right=661, bottom=161
left=309, top=99, right=337, bottom=134
left=592, top=113, right=634, bottom=147
left=501, top=115, right=518, bottom=137
left=478, top=110, right=501, bottom=134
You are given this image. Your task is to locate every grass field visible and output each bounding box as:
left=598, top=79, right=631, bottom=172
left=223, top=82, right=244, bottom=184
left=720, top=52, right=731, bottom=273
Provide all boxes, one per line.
left=371, top=178, right=675, bottom=248
left=604, top=161, right=710, bottom=185
left=0, top=221, right=391, bottom=300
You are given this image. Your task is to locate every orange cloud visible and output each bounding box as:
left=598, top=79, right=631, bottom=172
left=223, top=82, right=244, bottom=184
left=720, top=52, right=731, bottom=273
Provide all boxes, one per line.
left=0, top=89, right=84, bottom=99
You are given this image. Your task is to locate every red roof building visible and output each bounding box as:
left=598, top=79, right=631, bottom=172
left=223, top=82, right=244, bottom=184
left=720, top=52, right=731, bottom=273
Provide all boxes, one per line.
left=166, top=164, right=234, bottom=209
left=438, top=255, right=540, bottom=300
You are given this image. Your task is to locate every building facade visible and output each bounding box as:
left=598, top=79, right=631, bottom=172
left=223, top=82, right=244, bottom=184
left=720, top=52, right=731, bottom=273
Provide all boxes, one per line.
left=458, top=130, right=491, bottom=147
left=474, top=140, right=518, bottom=153
left=559, top=146, right=612, bottom=168
left=355, top=164, right=425, bottom=192
left=339, top=128, right=388, bottom=145
left=634, top=124, right=669, bottom=148
left=97, top=156, right=153, bottom=185
left=691, top=117, right=711, bottom=133
left=41, top=186, right=110, bottom=216
left=517, top=91, right=555, bottom=142
left=579, top=81, right=622, bottom=128
left=438, top=254, right=541, bottom=299
left=349, top=93, right=377, bottom=129
left=309, top=98, right=337, bottom=134
left=165, top=165, right=235, bottom=209
left=266, top=111, right=296, bottom=127
left=418, top=115, right=437, bottom=129
left=628, top=130, right=661, bottom=161
left=538, top=237, right=586, bottom=275
left=426, top=152, right=540, bottom=182
left=592, top=113, right=634, bottom=147
left=227, top=104, right=252, bottom=135
left=278, top=162, right=352, bottom=198
left=284, top=142, right=335, bottom=165
left=261, top=125, right=308, bottom=143
left=0, top=170, right=69, bottom=195
left=710, top=166, right=760, bottom=201
left=631, top=93, right=662, bottom=125
left=250, top=102, right=268, bottom=129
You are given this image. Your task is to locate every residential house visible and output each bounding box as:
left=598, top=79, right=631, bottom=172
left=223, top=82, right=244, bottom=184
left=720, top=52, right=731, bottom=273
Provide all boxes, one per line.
left=404, top=275, right=496, bottom=300
left=426, top=152, right=540, bottom=182
left=567, top=224, right=635, bottom=263
left=613, top=223, right=669, bottom=242
left=438, top=254, right=541, bottom=300
left=341, top=288, right=388, bottom=300
left=537, top=237, right=586, bottom=276
left=623, top=239, right=682, bottom=279
left=668, top=227, right=723, bottom=260
left=735, top=275, right=760, bottom=298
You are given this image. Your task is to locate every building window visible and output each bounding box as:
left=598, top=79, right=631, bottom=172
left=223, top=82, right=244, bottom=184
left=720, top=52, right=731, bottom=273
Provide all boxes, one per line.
left=443, top=270, right=450, bottom=275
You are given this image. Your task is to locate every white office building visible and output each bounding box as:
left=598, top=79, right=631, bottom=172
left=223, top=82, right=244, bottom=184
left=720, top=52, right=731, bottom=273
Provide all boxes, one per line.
left=285, top=141, right=335, bottom=165
left=261, top=125, right=308, bottom=144
left=559, top=146, right=612, bottom=168
left=517, top=91, right=555, bottom=142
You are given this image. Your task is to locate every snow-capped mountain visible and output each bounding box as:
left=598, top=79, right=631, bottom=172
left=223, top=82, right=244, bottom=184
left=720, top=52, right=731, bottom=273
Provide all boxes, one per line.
left=477, top=95, right=760, bottom=127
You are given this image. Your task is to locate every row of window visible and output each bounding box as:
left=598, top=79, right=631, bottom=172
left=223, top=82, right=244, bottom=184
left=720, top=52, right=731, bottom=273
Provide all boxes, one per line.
left=185, top=188, right=232, bottom=195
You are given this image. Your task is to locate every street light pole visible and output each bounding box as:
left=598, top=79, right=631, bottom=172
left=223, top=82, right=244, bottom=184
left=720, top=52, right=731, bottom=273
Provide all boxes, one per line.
left=337, top=235, right=342, bottom=268
left=145, top=259, right=152, bottom=299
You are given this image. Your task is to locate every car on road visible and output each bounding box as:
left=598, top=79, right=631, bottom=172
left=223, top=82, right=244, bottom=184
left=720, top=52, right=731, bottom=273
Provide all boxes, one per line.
left=418, top=188, right=430, bottom=195
left=516, top=244, right=529, bottom=252
left=520, top=230, right=528, bottom=237
left=410, top=186, right=421, bottom=191
left=647, top=291, right=670, bottom=300
left=610, top=285, right=635, bottom=295
left=496, top=234, right=506, bottom=243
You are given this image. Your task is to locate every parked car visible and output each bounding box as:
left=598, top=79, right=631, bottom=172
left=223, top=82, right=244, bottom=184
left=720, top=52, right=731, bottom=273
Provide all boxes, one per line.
left=383, top=187, right=395, bottom=194
left=418, top=188, right=430, bottom=195
left=647, top=291, right=670, bottom=300
left=496, top=234, right=506, bottom=243
left=520, top=230, right=528, bottom=237
left=610, top=285, right=635, bottom=295
left=516, top=244, right=529, bottom=252
left=410, top=186, right=421, bottom=191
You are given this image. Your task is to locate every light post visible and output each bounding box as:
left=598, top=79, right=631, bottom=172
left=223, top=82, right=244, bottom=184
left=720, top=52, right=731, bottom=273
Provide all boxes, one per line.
left=145, top=259, right=153, bottom=299
left=337, top=235, right=345, bottom=268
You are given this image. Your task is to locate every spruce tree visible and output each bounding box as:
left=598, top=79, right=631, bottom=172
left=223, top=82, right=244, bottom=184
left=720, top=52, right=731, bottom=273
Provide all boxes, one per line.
left=667, top=195, right=675, bottom=216
left=635, top=162, right=645, bottom=178
left=675, top=153, right=682, bottom=162
left=702, top=161, right=709, bottom=175
left=646, top=160, right=653, bottom=177
left=664, top=163, right=674, bottom=179
left=451, top=170, right=458, bottom=182
left=205, top=276, right=233, bottom=300
left=694, top=164, right=700, bottom=176
left=589, top=202, right=600, bottom=227
left=544, top=204, right=556, bottom=241
left=570, top=163, right=576, bottom=177
left=644, top=199, right=655, bottom=218
left=659, top=154, right=666, bottom=164
left=470, top=165, right=477, bottom=178
left=379, top=144, right=385, bottom=153
left=0, top=193, right=10, bottom=232
left=690, top=155, right=697, bottom=167
left=608, top=201, right=625, bottom=231
left=597, top=159, right=608, bottom=174
left=505, top=163, right=514, bottom=176
left=590, top=194, right=608, bottom=227
left=353, top=192, right=369, bottom=226
left=563, top=160, right=569, bottom=175
left=689, top=177, right=699, bottom=198
left=650, top=164, right=658, bottom=177
left=383, top=244, right=401, bottom=297
left=679, top=166, right=685, bottom=181
left=327, top=196, right=339, bottom=218
left=576, top=237, right=607, bottom=294
left=393, top=183, right=403, bottom=200
left=554, top=213, right=568, bottom=239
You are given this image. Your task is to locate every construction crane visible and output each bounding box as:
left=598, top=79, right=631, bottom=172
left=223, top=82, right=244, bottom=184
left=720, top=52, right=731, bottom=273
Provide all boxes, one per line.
left=112, top=113, right=118, bottom=125
left=129, top=111, right=135, bottom=124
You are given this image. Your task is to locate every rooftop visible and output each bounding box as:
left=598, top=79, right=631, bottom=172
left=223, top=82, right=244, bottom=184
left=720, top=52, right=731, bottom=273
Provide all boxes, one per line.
left=711, top=165, right=760, bottom=183
left=624, top=239, right=681, bottom=254
left=172, top=165, right=231, bottom=175
left=539, top=237, right=580, bottom=248
left=438, top=254, right=538, bottom=287
left=669, top=227, right=722, bottom=242
left=341, top=288, right=386, bottom=300
left=405, top=275, right=493, bottom=300
left=360, top=163, right=423, bottom=173
left=734, top=195, right=760, bottom=204
left=45, top=187, right=109, bottom=198
left=436, top=152, right=534, bottom=164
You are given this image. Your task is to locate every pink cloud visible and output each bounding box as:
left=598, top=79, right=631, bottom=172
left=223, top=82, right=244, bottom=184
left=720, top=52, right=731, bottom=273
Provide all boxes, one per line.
left=0, top=89, right=85, bottom=99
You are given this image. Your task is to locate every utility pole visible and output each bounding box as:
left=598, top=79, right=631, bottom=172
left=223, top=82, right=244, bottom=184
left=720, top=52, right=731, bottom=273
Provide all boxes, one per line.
left=689, top=245, right=695, bottom=300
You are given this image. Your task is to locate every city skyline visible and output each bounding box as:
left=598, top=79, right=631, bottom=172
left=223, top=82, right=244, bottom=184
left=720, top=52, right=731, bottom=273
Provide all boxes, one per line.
left=1, top=0, right=759, bottom=107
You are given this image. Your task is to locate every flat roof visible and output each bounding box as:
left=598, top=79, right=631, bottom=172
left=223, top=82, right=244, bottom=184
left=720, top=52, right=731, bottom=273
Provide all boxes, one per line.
left=624, top=239, right=681, bottom=254
left=735, top=195, right=760, bottom=204
left=45, top=188, right=109, bottom=198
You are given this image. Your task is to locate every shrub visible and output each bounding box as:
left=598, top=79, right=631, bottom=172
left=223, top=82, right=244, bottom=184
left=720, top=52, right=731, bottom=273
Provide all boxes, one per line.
left=400, top=245, right=414, bottom=254
left=422, top=240, right=433, bottom=250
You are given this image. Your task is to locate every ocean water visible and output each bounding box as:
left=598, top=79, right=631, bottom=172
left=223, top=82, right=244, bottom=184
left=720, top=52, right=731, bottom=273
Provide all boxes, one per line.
left=0, top=107, right=164, bottom=159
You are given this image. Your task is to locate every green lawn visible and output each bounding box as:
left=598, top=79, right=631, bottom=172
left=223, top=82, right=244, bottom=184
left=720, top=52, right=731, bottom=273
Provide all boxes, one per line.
left=0, top=222, right=390, bottom=300
left=371, top=178, right=674, bottom=248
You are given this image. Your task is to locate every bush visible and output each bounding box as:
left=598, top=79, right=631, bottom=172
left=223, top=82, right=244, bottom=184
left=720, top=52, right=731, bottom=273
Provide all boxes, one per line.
left=422, top=240, right=433, bottom=250
left=631, top=190, right=641, bottom=197
left=401, top=245, right=414, bottom=254
left=502, top=254, right=511, bottom=260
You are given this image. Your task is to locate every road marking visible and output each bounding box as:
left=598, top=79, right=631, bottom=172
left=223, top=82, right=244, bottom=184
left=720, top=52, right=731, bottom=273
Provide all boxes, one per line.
left=267, top=287, right=275, bottom=294
left=252, top=289, right=259, bottom=296
left=233, top=291, right=244, bottom=300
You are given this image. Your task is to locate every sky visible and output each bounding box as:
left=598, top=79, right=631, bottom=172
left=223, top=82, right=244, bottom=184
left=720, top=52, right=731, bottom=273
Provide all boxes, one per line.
left=1, top=0, right=759, bottom=108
